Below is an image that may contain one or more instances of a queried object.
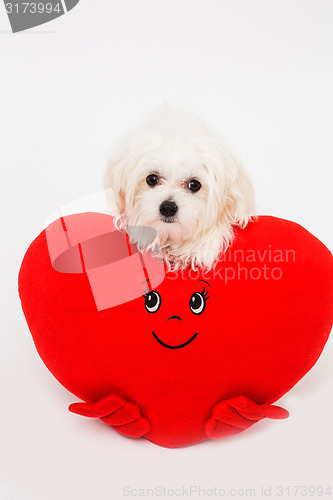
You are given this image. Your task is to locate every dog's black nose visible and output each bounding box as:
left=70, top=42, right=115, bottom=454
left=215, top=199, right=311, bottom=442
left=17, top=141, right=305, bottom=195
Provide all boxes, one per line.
left=159, top=200, right=178, bottom=218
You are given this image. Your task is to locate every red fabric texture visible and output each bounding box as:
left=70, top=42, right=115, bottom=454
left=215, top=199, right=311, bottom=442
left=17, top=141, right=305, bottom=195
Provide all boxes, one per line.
left=18, top=213, right=333, bottom=448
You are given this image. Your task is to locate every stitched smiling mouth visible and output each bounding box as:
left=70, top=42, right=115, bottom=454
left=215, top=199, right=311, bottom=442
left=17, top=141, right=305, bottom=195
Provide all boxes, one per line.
left=152, top=331, right=199, bottom=349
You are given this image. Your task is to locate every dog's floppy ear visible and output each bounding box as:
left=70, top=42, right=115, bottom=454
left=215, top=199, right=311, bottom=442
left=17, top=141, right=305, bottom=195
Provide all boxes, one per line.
left=200, top=138, right=255, bottom=230
left=104, top=141, right=128, bottom=216
left=226, top=160, right=255, bottom=228
left=210, top=139, right=255, bottom=229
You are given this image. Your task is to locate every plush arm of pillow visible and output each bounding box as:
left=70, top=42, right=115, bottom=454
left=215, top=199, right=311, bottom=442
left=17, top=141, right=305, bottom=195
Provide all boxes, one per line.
left=69, top=395, right=150, bottom=439
left=205, top=395, right=289, bottom=439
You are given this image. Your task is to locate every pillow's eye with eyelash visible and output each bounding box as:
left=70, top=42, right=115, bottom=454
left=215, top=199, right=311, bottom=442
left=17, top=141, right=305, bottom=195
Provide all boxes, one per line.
left=187, top=179, right=201, bottom=192
left=146, top=174, right=159, bottom=187
left=189, top=288, right=210, bottom=315
left=144, top=291, right=162, bottom=313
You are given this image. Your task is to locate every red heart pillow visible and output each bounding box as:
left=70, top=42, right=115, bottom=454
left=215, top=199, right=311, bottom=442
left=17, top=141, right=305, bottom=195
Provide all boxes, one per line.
left=18, top=214, right=333, bottom=448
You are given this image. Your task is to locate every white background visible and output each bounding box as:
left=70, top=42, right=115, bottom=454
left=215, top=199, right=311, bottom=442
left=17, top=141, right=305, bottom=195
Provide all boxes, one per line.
left=0, top=1, right=332, bottom=499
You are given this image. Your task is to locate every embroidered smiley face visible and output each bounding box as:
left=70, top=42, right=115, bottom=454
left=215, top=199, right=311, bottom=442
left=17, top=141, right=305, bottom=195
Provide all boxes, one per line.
left=142, top=280, right=210, bottom=349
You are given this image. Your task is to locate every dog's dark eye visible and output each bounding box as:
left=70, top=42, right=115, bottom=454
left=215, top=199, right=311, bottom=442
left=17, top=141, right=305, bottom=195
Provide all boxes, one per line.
left=146, top=174, right=159, bottom=187
left=187, top=179, right=201, bottom=192
left=144, top=291, right=162, bottom=313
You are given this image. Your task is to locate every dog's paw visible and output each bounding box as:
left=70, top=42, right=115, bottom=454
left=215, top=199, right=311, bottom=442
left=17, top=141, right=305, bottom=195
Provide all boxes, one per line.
left=204, top=395, right=289, bottom=439
left=69, top=394, right=150, bottom=438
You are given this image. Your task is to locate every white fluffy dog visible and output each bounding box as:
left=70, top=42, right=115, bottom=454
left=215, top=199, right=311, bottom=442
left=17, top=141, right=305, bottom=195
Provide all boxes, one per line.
left=104, top=106, right=255, bottom=271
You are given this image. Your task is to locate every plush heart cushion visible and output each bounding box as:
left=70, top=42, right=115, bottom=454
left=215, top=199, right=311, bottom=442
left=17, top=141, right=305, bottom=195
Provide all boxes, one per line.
left=18, top=214, right=333, bottom=448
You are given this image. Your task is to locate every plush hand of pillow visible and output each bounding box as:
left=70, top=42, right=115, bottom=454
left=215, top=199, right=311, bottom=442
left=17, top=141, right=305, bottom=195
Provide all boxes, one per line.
left=69, top=394, right=151, bottom=438
left=18, top=213, right=333, bottom=448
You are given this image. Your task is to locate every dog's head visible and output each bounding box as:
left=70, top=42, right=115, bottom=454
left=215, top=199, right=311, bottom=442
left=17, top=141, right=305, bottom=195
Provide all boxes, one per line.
left=104, top=107, right=255, bottom=260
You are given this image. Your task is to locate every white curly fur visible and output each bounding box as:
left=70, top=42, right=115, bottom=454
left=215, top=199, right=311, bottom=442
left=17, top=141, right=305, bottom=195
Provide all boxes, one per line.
left=104, top=105, right=255, bottom=271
